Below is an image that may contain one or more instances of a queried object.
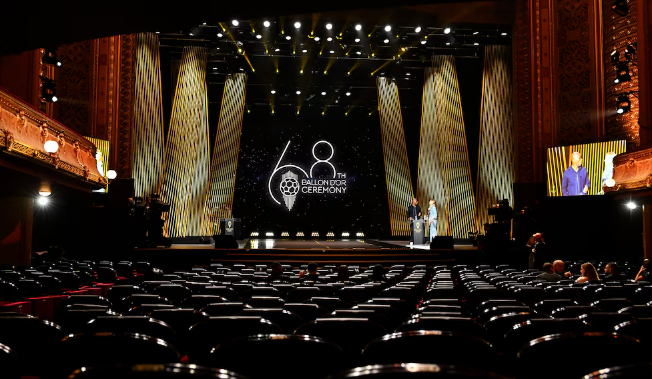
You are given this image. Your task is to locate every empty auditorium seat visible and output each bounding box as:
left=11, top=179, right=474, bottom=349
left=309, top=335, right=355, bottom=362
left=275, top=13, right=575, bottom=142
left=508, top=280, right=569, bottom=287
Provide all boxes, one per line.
left=295, top=318, right=387, bottom=353
left=397, top=317, right=486, bottom=337
left=85, top=316, right=177, bottom=347
left=327, top=363, right=510, bottom=379
left=503, top=319, right=590, bottom=354
left=236, top=308, right=303, bottom=333
left=66, top=363, right=249, bottom=379
left=308, top=297, right=351, bottom=311
left=532, top=299, right=578, bottom=316
left=613, top=318, right=652, bottom=342
left=517, top=332, right=647, bottom=378
left=201, top=302, right=251, bottom=316
left=154, top=284, right=192, bottom=304
left=580, top=363, right=652, bottom=378
left=187, top=316, right=283, bottom=360
left=283, top=303, right=329, bottom=322
left=362, top=331, right=496, bottom=370
left=201, top=334, right=344, bottom=379
left=180, top=295, right=227, bottom=310
left=55, top=333, right=181, bottom=377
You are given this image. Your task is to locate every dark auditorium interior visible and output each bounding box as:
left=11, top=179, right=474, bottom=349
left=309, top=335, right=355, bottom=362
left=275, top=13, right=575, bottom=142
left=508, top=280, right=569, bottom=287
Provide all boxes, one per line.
left=2, top=0, right=652, bottom=378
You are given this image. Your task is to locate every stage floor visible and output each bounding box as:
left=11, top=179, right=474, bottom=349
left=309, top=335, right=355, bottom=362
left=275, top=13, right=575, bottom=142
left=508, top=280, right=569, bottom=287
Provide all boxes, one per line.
left=159, top=239, right=476, bottom=251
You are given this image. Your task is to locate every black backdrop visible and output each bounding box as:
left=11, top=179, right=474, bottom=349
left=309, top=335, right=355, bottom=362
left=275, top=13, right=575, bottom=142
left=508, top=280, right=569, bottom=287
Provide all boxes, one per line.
left=232, top=110, right=391, bottom=238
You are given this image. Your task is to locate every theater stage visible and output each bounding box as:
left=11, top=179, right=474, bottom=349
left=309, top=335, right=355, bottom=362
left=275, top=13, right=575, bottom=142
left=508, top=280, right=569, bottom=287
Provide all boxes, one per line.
left=128, top=239, right=478, bottom=268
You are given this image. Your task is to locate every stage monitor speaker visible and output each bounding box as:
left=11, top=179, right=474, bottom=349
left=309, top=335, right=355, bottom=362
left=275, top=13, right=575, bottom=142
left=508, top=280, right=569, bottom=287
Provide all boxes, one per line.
left=430, top=236, right=454, bottom=249
left=213, top=235, right=238, bottom=249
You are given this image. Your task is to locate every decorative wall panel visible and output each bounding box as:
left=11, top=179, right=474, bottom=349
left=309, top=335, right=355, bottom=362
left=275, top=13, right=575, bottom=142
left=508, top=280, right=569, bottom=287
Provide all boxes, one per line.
left=54, top=40, right=94, bottom=137
left=86, top=136, right=110, bottom=178
left=377, top=77, right=413, bottom=236
left=204, top=74, right=247, bottom=235
left=116, top=34, right=136, bottom=179
left=477, top=46, right=515, bottom=232
left=160, top=46, right=210, bottom=237
left=514, top=0, right=535, bottom=183
left=416, top=67, right=449, bottom=237
left=432, top=56, right=477, bottom=238
left=132, top=33, right=165, bottom=198
left=604, top=0, right=639, bottom=146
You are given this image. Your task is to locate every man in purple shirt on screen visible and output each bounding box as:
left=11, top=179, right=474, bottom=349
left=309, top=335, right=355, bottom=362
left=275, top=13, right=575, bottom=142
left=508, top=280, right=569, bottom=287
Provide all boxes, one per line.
left=561, top=151, right=590, bottom=196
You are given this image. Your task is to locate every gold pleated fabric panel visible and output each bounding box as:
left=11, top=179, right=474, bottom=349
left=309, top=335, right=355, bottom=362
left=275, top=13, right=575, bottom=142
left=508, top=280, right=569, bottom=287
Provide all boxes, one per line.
left=419, top=56, right=477, bottom=238
left=476, top=46, right=514, bottom=232
left=204, top=73, right=248, bottom=235
left=377, top=77, right=414, bottom=236
left=160, top=46, right=210, bottom=237
left=86, top=137, right=110, bottom=178
left=132, top=32, right=165, bottom=198
left=416, top=68, right=449, bottom=237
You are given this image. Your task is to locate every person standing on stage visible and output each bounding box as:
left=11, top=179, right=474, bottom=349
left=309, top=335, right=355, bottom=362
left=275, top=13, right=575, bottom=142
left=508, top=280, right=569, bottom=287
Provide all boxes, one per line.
left=407, top=198, right=422, bottom=246
left=428, top=199, right=438, bottom=243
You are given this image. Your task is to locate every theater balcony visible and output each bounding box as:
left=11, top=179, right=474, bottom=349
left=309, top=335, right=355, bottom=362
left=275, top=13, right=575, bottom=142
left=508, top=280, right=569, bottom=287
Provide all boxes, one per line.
left=0, top=86, right=105, bottom=266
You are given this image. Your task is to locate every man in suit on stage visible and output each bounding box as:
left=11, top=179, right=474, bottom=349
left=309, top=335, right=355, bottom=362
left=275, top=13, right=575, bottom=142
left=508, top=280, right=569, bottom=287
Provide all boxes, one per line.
left=407, top=198, right=422, bottom=246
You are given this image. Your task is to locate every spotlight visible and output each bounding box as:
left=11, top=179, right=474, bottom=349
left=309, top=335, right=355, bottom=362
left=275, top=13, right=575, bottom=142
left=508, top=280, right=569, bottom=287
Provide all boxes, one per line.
left=616, top=94, right=631, bottom=114
left=266, top=232, right=274, bottom=237
left=274, top=48, right=280, bottom=52
left=321, top=91, right=326, bottom=95
left=44, top=140, right=59, bottom=153
left=271, top=89, right=276, bottom=94
left=346, top=91, right=351, bottom=96
left=355, top=24, right=362, bottom=31
left=415, top=26, right=421, bottom=33
left=356, top=51, right=361, bottom=55
left=383, top=39, right=389, bottom=43
left=327, top=37, right=333, bottom=42
left=37, top=197, right=49, bottom=206
left=286, top=35, right=291, bottom=40
left=326, top=23, right=333, bottom=30
left=155, top=31, right=160, bottom=34
left=294, top=22, right=301, bottom=29
left=421, top=40, right=427, bottom=45
left=473, top=31, right=479, bottom=35
left=263, top=21, right=270, bottom=27
left=612, top=0, right=629, bottom=16
left=106, top=170, right=117, bottom=180
left=501, top=32, right=508, bottom=36
left=41, top=77, right=58, bottom=103
left=615, top=63, right=631, bottom=83
left=217, top=33, right=223, bottom=37
left=38, top=191, right=51, bottom=197
left=406, top=72, right=411, bottom=76
left=625, top=43, right=636, bottom=61
left=611, top=50, right=620, bottom=63
left=250, top=231, right=259, bottom=237
left=474, top=42, right=480, bottom=46
left=329, top=50, right=335, bottom=53
left=314, top=37, right=320, bottom=42
left=355, top=38, right=361, bottom=43
left=256, top=34, right=262, bottom=39
left=384, top=25, right=391, bottom=32
left=302, top=49, right=307, bottom=53
left=626, top=202, right=637, bottom=210
left=444, top=27, right=451, bottom=34
left=43, top=49, right=63, bottom=67
left=296, top=90, right=301, bottom=95
left=232, top=20, right=239, bottom=26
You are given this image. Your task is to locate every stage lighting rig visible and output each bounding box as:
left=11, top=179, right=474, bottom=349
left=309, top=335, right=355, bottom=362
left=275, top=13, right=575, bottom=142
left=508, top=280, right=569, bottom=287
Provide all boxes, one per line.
left=624, top=43, right=636, bottom=61
left=616, top=94, right=631, bottom=114
left=610, top=49, right=620, bottom=63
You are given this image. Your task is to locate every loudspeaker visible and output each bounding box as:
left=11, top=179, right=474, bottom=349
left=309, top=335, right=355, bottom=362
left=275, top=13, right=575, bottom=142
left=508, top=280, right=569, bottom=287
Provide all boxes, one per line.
left=213, top=235, right=238, bottom=249
left=430, top=236, right=454, bottom=249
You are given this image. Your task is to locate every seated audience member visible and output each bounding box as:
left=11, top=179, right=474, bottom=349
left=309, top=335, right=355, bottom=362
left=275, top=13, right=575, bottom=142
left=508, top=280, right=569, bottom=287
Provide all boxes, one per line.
left=635, top=259, right=651, bottom=283
left=371, top=264, right=387, bottom=282
left=603, top=262, right=627, bottom=282
left=576, top=262, right=600, bottom=283
left=337, top=265, right=350, bottom=281
left=268, top=262, right=291, bottom=282
left=553, top=260, right=572, bottom=278
left=299, top=262, right=320, bottom=282
left=537, top=262, right=562, bottom=282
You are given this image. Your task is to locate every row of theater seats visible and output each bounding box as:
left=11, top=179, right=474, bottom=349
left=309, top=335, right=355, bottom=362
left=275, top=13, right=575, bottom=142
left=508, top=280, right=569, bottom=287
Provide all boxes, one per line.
left=1, top=260, right=652, bottom=378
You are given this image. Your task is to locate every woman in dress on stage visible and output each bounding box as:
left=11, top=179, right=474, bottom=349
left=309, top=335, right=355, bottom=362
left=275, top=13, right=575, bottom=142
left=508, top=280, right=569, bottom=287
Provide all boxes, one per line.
left=428, top=199, right=437, bottom=243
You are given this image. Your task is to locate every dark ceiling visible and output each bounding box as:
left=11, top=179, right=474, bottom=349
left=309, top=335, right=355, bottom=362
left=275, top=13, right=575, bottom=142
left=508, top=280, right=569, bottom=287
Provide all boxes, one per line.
left=2, top=0, right=514, bottom=55
left=159, top=9, right=512, bottom=117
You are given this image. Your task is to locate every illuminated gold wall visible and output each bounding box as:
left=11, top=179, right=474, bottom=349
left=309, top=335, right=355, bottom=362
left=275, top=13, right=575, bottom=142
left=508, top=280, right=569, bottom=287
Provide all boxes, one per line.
left=547, top=140, right=627, bottom=196
left=417, top=57, right=477, bottom=238
left=377, top=77, right=414, bottom=236
left=132, top=32, right=165, bottom=198
left=476, top=46, right=514, bottom=231
left=204, top=73, right=248, bottom=235
left=160, top=46, right=210, bottom=237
